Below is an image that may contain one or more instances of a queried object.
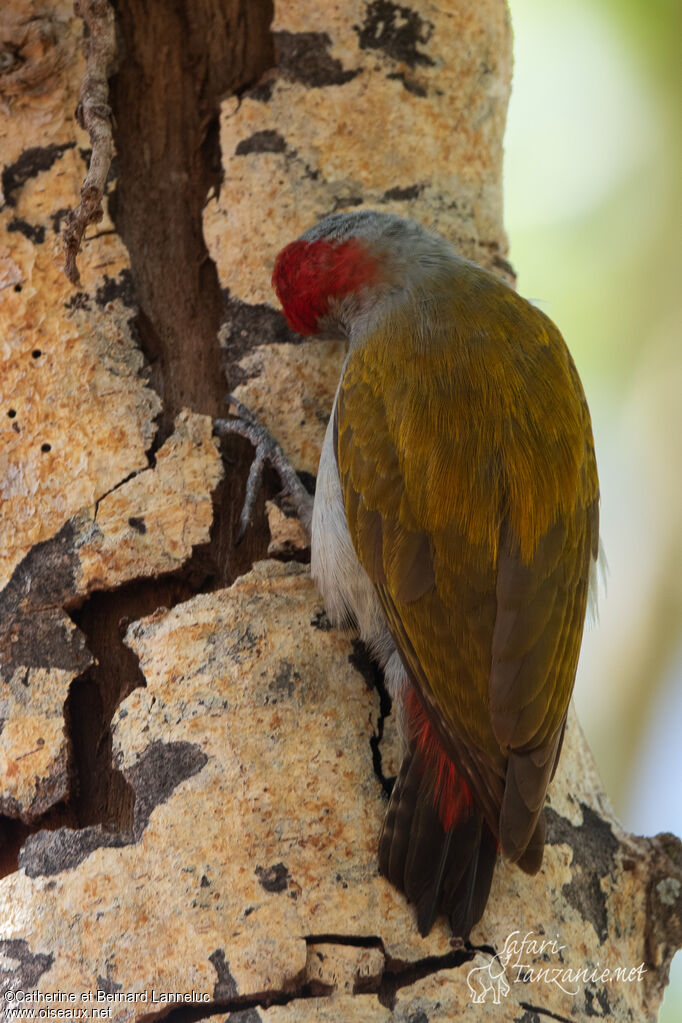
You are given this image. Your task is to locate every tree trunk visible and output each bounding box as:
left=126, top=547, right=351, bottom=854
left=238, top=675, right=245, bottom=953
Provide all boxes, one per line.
left=0, top=1, right=679, bottom=1019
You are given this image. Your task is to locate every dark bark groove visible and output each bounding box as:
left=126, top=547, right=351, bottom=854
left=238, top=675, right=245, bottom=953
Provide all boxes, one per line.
left=109, top=0, right=274, bottom=431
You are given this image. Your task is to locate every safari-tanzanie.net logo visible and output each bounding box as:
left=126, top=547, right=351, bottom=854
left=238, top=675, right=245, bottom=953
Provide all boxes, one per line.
left=466, top=930, right=647, bottom=1005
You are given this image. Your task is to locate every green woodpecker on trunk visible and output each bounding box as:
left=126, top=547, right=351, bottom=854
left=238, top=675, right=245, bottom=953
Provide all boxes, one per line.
left=272, top=211, right=600, bottom=939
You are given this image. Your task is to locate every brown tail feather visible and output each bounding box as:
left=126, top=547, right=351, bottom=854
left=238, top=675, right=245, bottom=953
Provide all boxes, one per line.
left=499, top=728, right=562, bottom=867
left=516, top=813, right=546, bottom=874
left=378, top=746, right=498, bottom=938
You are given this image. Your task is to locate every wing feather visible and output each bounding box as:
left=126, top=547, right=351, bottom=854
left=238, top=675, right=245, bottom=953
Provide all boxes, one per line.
left=335, top=271, right=599, bottom=860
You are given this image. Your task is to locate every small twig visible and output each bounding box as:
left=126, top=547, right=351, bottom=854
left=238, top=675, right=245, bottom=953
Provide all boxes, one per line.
left=215, top=396, right=314, bottom=544
left=62, top=0, right=117, bottom=285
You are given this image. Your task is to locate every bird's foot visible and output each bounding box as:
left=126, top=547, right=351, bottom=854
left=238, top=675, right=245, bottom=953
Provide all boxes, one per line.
left=214, top=395, right=314, bottom=544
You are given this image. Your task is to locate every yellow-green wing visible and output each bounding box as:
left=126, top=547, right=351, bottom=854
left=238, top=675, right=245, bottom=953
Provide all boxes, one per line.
left=335, top=271, right=599, bottom=859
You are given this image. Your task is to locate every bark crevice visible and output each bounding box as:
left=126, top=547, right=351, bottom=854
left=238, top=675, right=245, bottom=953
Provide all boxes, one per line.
left=54, top=0, right=278, bottom=836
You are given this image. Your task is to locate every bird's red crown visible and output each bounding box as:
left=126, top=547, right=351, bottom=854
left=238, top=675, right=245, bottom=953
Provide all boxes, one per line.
left=272, top=237, right=382, bottom=335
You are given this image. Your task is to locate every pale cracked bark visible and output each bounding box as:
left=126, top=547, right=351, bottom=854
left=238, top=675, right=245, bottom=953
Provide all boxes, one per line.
left=0, top=411, right=223, bottom=823
left=1, top=562, right=679, bottom=1020
left=0, top=1, right=161, bottom=590
left=0, top=1, right=679, bottom=1021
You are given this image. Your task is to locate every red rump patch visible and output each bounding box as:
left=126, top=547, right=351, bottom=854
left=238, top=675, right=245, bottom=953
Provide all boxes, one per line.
left=272, top=237, right=382, bottom=335
left=404, top=686, right=473, bottom=833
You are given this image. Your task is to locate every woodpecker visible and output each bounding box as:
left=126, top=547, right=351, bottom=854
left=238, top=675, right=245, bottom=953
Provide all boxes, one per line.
left=271, top=211, right=599, bottom=938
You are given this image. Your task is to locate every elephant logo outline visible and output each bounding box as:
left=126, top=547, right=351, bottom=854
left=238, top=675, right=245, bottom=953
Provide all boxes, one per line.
left=466, top=951, right=511, bottom=1004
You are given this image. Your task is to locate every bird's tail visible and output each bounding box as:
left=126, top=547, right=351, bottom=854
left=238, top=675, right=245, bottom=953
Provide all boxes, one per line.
left=378, top=686, right=498, bottom=937
left=378, top=741, right=497, bottom=939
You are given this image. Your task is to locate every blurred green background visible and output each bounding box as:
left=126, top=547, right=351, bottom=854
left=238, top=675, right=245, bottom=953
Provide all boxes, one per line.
left=504, top=0, right=682, bottom=1017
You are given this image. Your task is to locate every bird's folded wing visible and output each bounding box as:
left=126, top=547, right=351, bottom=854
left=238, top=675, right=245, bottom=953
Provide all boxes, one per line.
left=335, top=323, right=599, bottom=856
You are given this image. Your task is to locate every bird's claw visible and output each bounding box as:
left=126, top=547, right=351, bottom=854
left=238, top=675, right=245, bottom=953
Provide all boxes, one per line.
left=214, top=395, right=313, bottom=545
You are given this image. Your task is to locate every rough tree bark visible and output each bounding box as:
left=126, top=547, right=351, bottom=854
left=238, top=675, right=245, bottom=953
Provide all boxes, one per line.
left=0, top=1, right=680, bottom=1020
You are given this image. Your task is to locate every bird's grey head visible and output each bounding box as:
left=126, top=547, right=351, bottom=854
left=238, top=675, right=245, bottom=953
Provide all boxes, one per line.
left=300, top=210, right=420, bottom=245
left=272, top=210, right=457, bottom=340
